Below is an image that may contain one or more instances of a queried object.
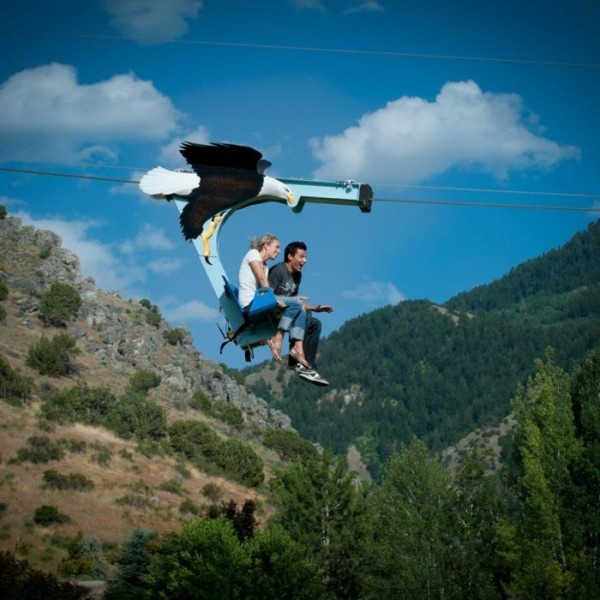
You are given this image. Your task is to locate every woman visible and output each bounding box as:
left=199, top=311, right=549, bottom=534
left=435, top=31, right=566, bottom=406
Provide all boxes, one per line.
left=238, top=234, right=312, bottom=368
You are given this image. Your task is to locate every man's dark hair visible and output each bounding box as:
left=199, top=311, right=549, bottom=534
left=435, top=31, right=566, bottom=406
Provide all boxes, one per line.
left=284, top=241, right=307, bottom=262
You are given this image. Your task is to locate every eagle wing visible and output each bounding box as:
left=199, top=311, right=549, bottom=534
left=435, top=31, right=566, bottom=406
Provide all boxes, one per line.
left=180, top=142, right=266, bottom=176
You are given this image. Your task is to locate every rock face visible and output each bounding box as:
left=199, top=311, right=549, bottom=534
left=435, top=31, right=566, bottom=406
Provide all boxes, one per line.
left=0, top=215, right=292, bottom=432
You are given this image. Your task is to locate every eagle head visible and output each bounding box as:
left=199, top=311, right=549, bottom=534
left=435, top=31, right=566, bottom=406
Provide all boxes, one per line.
left=260, top=176, right=296, bottom=207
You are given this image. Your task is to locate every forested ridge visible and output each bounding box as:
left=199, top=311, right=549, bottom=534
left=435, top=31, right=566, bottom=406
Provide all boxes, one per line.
left=447, top=219, right=600, bottom=312
left=248, top=220, right=600, bottom=477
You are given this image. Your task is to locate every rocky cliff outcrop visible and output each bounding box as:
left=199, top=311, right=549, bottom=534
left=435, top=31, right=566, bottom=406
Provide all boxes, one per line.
left=0, top=215, right=292, bottom=431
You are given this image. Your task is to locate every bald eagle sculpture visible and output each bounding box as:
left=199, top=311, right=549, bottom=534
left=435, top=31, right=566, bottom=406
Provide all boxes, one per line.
left=139, top=142, right=294, bottom=241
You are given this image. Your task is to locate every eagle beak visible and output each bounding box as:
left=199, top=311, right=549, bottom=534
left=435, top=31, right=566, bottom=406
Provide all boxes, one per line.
left=287, top=192, right=296, bottom=207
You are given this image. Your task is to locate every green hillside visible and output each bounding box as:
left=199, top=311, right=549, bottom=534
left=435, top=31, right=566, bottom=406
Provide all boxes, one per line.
left=446, top=219, right=600, bottom=312
left=248, top=220, right=600, bottom=477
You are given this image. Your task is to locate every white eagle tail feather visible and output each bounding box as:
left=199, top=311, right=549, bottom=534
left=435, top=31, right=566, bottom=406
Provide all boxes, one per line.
left=139, top=166, right=200, bottom=198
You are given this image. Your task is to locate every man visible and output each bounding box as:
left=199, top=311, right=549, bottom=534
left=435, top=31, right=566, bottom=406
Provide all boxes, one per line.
left=268, top=241, right=333, bottom=386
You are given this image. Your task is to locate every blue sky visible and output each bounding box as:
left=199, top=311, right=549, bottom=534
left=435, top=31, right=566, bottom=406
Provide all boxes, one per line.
left=1, top=0, right=598, bottom=369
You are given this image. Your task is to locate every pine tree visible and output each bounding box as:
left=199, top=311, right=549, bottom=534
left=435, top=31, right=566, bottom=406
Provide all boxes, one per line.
left=270, top=451, right=368, bottom=598
left=501, top=350, right=582, bottom=597
left=115, top=528, right=155, bottom=585
left=566, top=346, right=600, bottom=594
left=363, top=439, right=464, bottom=599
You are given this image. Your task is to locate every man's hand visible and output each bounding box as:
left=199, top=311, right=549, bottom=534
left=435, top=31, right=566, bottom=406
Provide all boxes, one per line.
left=315, top=304, right=333, bottom=313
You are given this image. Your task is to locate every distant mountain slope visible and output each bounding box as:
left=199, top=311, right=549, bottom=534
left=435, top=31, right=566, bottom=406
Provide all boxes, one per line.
left=446, top=219, right=600, bottom=312
left=246, top=219, right=600, bottom=478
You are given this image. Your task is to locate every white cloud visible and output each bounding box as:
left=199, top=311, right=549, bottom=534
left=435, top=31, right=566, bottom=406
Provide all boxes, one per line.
left=162, top=297, right=219, bottom=322
left=342, top=281, right=405, bottom=306
left=344, top=1, right=384, bottom=15
left=105, top=0, right=202, bottom=44
left=0, top=195, right=25, bottom=209
left=120, top=223, right=175, bottom=254
left=148, top=257, right=184, bottom=274
left=311, top=80, right=580, bottom=183
left=15, top=211, right=141, bottom=292
left=14, top=212, right=184, bottom=296
left=109, top=170, right=148, bottom=197
left=0, top=63, right=181, bottom=163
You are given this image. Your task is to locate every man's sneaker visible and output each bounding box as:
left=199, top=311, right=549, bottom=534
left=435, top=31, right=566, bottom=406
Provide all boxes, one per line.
left=294, top=364, right=316, bottom=375
left=298, top=368, right=329, bottom=386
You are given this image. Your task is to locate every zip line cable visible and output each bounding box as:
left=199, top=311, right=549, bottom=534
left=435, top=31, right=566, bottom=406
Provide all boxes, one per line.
left=374, top=197, right=600, bottom=212
left=2, top=166, right=598, bottom=213
left=4, top=162, right=599, bottom=201
left=378, top=183, right=600, bottom=200
left=0, top=166, right=137, bottom=185
left=2, top=29, right=599, bottom=70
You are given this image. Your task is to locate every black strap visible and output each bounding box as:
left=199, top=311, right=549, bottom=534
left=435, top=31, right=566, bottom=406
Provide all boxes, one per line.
left=219, top=305, right=252, bottom=356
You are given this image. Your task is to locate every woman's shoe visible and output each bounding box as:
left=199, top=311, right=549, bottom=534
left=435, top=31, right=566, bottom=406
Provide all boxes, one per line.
left=289, top=348, right=311, bottom=369
left=267, top=338, right=282, bottom=362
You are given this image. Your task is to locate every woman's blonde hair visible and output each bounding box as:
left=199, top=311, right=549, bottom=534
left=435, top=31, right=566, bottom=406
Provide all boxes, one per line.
left=250, top=233, right=278, bottom=251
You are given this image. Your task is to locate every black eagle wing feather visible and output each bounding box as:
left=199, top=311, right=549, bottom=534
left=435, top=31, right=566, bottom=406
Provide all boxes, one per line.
left=180, top=141, right=265, bottom=175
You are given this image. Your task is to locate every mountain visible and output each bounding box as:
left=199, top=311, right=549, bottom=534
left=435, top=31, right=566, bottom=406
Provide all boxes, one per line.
left=0, top=212, right=300, bottom=576
left=245, top=220, right=600, bottom=478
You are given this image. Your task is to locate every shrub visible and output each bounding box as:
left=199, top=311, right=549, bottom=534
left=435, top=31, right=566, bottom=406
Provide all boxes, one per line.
left=263, top=429, right=319, bottom=462
left=119, top=448, right=134, bottom=461
left=136, top=440, right=166, bottom=458
left=190, top=390, right=212, bottom=412
left=114, top=495, right=146, bottom=509
left=58, top=533, right=108, bottom=580
left=42, top=470, right=95, bottom=491
left=215, top=439, right=264, bottom=487
left=190, top=394, right=244, bottom=427
left=34, top=505, right=70, bottom=526
left=140, top=299, right=161, bottom=328
left=106, top=390, right=167, bottom=441
left=157, top=479, right=186, bottom=496
left=62, top=438, right=87, bottom=453
left=16, top=436, right=66, bottom=464
left=0, top=551, right=87, bottom=599
left=163, top=327, right=186, bottom=345
left=202, top=482, right=222, bottom=502
left=0, top=205, right=6, bottom=219
left=41, top=384, right=116, bottom=425
left=0, top=354, right=33, bottom=404
left=0, top=279, right=8, bottom=301
left=26, top=334, right=80, bottom=376
left=213, top=400, right=244, bottom=428
left=39, top=282, right=82, bottom=326
left=168, top=420, right=221, bottom=463
left=127, top=370, right=161, bottom=394
left=90, top=446, right=113, bottom=467
left=179, top=498, right=201, bottom=516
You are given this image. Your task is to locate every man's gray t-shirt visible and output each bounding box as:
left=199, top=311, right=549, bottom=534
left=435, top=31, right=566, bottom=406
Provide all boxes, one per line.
left=268, top=262, right=301, bottom=297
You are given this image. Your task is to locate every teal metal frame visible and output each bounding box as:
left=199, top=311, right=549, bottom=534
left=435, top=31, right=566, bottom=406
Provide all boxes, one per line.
left=173, top=177, right=372, bottom=359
